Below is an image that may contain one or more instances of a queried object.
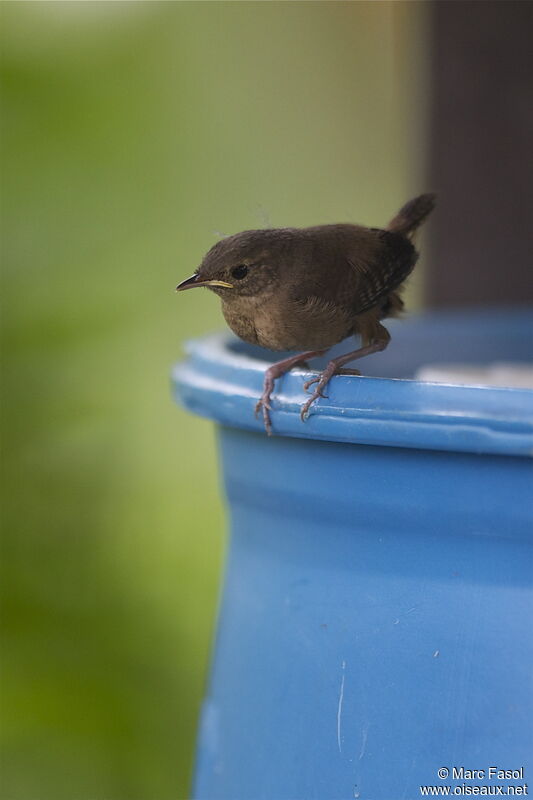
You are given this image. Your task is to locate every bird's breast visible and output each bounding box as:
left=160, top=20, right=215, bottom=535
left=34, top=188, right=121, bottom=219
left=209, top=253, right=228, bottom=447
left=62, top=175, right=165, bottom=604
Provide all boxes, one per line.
left=221, top=302, right=261, bottom=347
left=222, top=301, right=294, bottom=350
left=221, top=295, right=353, bottom=352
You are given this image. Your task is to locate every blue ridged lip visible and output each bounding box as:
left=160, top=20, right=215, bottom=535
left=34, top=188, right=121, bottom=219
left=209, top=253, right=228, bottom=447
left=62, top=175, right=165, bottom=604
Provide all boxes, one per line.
left=172, top=309, right=533, bottom=457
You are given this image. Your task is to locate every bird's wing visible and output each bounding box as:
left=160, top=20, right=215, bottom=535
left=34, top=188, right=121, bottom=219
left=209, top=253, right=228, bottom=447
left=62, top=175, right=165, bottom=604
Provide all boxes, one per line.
left=343, top=229, right=418, bottom=314
left=289, top=227, right=417, bottom=317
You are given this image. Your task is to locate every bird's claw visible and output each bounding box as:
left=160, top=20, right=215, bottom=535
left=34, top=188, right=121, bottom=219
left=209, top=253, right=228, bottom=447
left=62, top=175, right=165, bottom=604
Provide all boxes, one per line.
left=300, top=366, right=363, bottom=421
left=300, top=379, right=330, bottom=421
left=255, top=395, right=273, bottom=436
left=254, top=397, right=272, bottom=418
left=303, top=376, right=328, bottom=398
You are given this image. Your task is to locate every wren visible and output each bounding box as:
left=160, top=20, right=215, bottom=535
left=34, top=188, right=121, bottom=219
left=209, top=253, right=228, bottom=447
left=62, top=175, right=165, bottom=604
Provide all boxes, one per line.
left=176, top=193, right=436, bottom=434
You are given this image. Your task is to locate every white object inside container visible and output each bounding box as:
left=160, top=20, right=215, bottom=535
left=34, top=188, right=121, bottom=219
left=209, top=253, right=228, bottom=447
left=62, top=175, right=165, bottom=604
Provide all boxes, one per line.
left=415, top=363, right=533, bottom=389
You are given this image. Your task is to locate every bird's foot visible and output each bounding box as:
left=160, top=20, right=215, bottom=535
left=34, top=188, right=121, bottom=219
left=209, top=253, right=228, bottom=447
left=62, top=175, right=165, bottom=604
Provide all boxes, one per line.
left=300, top=365, right=337, bottom=420
left=300, top=375, right=331, bottom=420
left=254, top=348, right=329, bottom=435
left=303, top=376, right=329, bottom=399
left=305, top=368, right=361, bottom=389
left=255, top=375, right=275, bottom=436
left=300, top=367, right=361, bottom=421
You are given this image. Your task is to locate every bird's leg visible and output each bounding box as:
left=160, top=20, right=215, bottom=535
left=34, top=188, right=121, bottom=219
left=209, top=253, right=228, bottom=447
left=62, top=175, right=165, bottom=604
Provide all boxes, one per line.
left=300, top=328, right=391, bottom=421
left=255, top=349, right=328, bottom=435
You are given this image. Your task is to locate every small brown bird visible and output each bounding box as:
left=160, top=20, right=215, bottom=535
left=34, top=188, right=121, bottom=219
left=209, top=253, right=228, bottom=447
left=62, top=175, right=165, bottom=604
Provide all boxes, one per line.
left=176, top=194, right=436, bottom=434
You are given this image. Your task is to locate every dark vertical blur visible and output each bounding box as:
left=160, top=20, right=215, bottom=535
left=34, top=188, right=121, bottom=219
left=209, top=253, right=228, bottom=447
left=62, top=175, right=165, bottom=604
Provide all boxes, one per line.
left=427, top=0, right=533, bottom=307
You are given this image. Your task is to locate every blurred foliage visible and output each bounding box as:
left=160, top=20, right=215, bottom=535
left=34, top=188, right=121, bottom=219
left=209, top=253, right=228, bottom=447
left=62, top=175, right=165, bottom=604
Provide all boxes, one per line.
left=1, top=2, right=426, bottom=798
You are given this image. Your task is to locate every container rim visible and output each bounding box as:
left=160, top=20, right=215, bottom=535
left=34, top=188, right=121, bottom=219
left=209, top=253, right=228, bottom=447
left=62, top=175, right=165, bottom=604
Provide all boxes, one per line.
left=172, top=309, right=533, bottom=457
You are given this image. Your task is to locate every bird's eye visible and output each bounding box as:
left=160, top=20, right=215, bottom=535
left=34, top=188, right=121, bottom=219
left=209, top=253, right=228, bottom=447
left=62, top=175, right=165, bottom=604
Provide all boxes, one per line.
left=231, top=265, right=249, bottom=280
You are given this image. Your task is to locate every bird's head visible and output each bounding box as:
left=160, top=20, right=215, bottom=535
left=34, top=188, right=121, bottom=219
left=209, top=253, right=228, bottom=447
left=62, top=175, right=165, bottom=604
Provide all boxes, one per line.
left=176, top=229, right=294, bottom=300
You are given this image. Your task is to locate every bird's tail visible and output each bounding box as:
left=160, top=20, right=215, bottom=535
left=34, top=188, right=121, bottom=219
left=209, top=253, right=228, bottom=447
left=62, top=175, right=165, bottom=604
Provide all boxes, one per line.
left=387, top=193, right=436, bottom=238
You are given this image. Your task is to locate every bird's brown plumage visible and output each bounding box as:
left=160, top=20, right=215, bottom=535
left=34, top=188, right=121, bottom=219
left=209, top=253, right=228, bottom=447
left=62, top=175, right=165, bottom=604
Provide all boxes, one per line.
left=215, top=222, right=418, bottom=351
left=176, top=193, right=436, bottom=432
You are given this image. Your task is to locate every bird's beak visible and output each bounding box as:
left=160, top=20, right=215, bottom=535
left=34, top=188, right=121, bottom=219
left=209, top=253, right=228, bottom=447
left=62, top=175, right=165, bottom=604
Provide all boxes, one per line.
left=175, top=274, right=234, bottom=292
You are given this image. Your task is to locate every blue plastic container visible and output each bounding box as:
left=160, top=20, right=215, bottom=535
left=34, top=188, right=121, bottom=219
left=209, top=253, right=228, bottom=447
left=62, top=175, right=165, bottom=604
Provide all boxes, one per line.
left=173, top=309, right=533, bottom=800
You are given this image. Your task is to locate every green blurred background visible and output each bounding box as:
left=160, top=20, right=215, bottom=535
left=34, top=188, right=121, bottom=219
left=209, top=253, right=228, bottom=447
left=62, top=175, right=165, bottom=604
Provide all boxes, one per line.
left=1, top=3, right=428, bottom=797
